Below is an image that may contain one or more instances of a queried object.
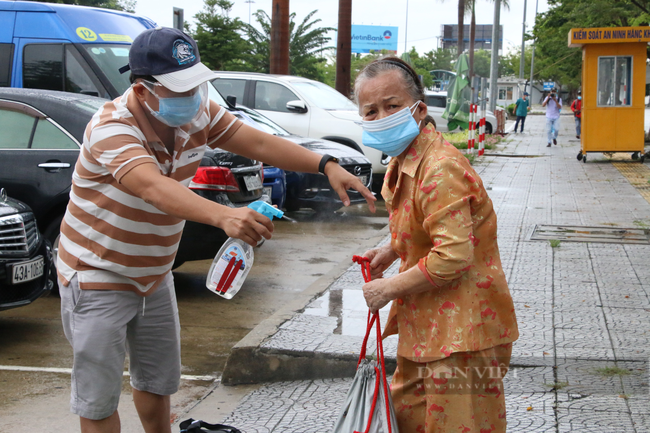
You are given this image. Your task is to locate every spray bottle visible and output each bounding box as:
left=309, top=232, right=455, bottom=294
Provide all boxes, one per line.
left=206, top=201, right=287, bottom=299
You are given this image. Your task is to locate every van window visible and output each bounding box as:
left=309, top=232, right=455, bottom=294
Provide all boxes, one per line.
left=81, top=45, right=132, bottom=95
left=31, top=118, right=79, bottom=150
left=23, top=44, right=106, bottom=97
left=0, top=109, right=36, bottom=149
left=65, top=47, right=103, bottom=97
left=23, top=44, right=64, bottom=91
left=213, top=78, right=246, bottom=105
left=0, top=43, right=14, bottom=87
left=254, top=81, right=298, bottom=113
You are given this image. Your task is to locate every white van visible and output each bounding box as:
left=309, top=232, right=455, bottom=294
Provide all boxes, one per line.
left=211, top=72, right=387, bottom=182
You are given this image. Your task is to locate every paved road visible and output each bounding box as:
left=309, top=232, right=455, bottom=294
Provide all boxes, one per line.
left=0, top=204, right=388, bottom=431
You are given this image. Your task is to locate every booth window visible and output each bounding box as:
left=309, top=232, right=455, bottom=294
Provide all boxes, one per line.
left=498, top=86, right=513, bottom=100
left=597, top=56, right=632, bottom=106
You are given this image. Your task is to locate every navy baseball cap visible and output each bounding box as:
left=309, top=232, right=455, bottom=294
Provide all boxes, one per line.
left=523, top=92, right=529, bottom=95
left=119, top=27, right=217, bottom=93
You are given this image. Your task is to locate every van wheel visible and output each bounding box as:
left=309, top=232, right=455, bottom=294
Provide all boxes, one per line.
left=43, top=215, right=64, bottom=296
left=485, top=123, right=493, bottom=134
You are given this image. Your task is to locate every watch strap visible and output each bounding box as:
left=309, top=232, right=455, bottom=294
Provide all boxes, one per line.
left=318, top=154, right=339, bottom=174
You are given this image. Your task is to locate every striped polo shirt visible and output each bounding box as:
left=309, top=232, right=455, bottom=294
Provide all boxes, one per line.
left=57, top=86, right=242, bottom=295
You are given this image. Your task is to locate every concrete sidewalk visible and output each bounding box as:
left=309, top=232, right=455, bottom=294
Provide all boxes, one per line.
left=175, top=116, right=650, bottom=432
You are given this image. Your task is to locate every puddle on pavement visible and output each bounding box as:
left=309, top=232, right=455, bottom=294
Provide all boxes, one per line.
left=302, top=288, right=391, bottom=337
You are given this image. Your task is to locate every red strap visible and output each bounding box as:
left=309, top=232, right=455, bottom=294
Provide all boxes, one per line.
left=352, top=256, right=392, bottom=433
left=352, top=255, right=372, bottom=283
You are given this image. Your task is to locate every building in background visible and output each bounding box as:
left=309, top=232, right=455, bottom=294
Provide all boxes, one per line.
left=440, top=24, right=503, bottom=52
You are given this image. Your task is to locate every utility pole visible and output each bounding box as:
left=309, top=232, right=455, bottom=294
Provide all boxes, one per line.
left=405, top=0, right=409, bottom=53
left=172, top=8, right=184, bottom=31
left=519, top=0, right=527, bottom=79
left=335, top=0, right=352, bottom=97
left=245, top=0, right=255, bottom=26
left=270, top=0, right=290, bottom=75
left=529, top=0, right=539, bottom=94
left=488, top=0, right=501, bottom=112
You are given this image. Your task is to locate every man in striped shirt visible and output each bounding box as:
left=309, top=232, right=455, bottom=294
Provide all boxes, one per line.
left=58, top=27, right=375, bottom=433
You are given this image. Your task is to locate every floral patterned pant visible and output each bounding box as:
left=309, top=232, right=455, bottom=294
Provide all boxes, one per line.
left=390, top=343, right=512, bottom=433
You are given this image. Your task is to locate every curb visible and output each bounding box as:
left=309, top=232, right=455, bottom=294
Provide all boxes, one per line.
left=221, top=225, right=390, bottom=386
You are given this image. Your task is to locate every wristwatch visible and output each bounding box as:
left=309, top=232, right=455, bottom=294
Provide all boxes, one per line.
left=318, top=154, right=339, bottom=174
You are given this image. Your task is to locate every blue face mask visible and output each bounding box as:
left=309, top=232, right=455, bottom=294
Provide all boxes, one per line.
left=361, top=101, right=421, bottom=157
left=578, top=96, right=582, bottom=100
left=142, top=81, right=205, bottom=127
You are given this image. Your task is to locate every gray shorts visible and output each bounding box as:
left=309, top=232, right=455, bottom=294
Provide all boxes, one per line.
left=60, top=272, right=181, bottom=420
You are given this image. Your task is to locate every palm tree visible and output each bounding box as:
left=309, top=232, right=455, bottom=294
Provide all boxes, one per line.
left=467, top=0, right=509, bottom=80
left=242, top=9, right=334, bottom=78
left=458, top=0, right=465, bottom=57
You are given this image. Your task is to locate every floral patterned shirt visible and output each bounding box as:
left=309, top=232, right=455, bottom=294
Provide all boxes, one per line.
left=382, top=123, right=519, bottom=362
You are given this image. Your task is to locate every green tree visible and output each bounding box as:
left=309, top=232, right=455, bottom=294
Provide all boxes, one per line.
left=27, top=0, right=136, bottom=12
left=500, top=45, right=533, bottom=77
left=532, top=0, right=650, bottom=91
left=191, top=0, right=250, bottom=71
left=241, top=9, right=334, bottom=80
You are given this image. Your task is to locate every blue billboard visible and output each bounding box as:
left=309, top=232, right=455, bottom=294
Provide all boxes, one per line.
left=351, top=25, right=398, bottom=53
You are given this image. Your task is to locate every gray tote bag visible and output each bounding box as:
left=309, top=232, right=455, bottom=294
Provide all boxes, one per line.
left=333, top=259, right=399, bottom=433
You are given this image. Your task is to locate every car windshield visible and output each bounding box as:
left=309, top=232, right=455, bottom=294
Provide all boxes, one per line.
left=81, top=44, right=132, bottom=94
left=207, top=83, right=288, bottom=136
left=291, top=81, right=358, bottom=111
left=237, top=107, right=289, bottom=136
left=207, top=83, right=228, bottom=106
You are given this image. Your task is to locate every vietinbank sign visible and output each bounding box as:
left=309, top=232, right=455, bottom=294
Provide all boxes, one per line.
left=351, top=25, right=399, bottom=53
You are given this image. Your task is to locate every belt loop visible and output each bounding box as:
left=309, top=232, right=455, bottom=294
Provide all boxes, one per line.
left=142, top=296, right=146, bottom=317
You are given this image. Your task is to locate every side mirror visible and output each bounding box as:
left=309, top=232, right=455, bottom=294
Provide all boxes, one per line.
left=286, top=100, right=307, bottom=113
left=226, top=95, right=237, bottom=106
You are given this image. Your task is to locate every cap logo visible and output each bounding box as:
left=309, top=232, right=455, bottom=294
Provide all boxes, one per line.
left=172, top=39, right=196, bottom=66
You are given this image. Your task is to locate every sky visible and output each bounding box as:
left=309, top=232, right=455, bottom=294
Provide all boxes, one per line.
left=134, top=0, right=551, bottom=56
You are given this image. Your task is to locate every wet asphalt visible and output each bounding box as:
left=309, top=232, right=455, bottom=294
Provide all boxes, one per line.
left=0, top=203, right=388, bottom=429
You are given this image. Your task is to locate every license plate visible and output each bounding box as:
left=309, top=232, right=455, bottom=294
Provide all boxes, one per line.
left=11, top=256, right=45, bottom=284
left=243, top=174, right=263, bottom=191
left=356, top=175, right=368, bottom=186
left=263, top=186, right=273, bottom=197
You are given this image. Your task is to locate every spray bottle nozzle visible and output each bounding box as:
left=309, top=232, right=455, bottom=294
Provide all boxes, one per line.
left=248, top=200, right=285, bottom=220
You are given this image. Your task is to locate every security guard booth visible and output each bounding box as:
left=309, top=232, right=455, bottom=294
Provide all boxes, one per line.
left=568, top=27, right=648, bottom=163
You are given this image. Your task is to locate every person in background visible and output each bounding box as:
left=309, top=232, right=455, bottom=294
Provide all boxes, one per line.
left=513, top=91, right=530, bottom=133
left=354, top=57, right=518, bottom=433
left=542, top=88, right=562, bottom=147
left=571, top=91, right=582, bottom=139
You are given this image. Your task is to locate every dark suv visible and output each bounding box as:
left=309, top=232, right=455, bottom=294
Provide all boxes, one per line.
left=0, top=88, right=267, bottom=277
left=0, top=189, right=52, bottom=310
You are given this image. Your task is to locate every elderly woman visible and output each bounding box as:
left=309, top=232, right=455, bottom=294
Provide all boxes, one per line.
left=356, top=57, right=519, bottom=432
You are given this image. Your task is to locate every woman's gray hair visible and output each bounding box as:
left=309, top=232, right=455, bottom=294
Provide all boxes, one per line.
left=354, top=56, right=436, bottom=128
left=354, top=57, right=424, bottom=106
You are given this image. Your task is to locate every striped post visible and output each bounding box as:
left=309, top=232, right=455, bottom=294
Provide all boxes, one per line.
left=478, top=107, right=485, bottom=156
left=467, top=104, right=475, bottom=155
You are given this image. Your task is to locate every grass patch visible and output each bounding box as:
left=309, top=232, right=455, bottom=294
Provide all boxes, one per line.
left=633, top=219, right=650, bottom=229
left=549, top=239, right=561, bottom=248
left=594, top=367, right=632, bottom=377
left=545, top=381, right=569, bottom=390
